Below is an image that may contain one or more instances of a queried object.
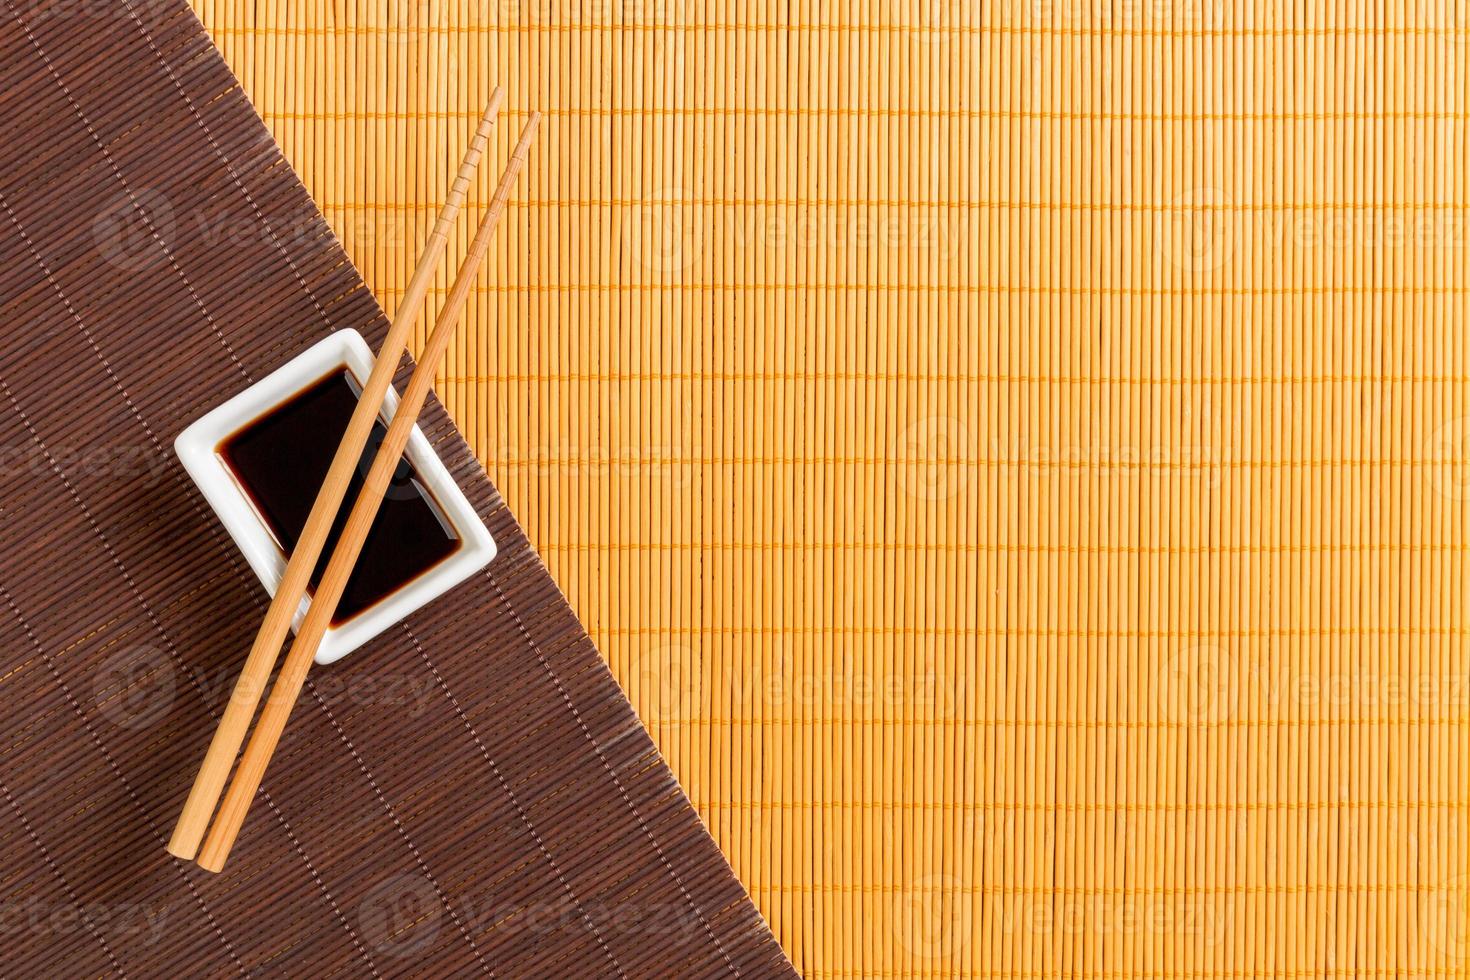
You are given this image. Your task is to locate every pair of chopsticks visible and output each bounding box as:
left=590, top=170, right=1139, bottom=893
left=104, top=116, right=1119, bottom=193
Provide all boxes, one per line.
left=167, top=89, right=539, bottom=873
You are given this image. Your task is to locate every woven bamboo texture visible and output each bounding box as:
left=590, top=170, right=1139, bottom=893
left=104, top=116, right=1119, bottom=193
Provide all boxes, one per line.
left=0, top=2, right=794, bottom=976
left=181, top=1, right=1470, bottom=977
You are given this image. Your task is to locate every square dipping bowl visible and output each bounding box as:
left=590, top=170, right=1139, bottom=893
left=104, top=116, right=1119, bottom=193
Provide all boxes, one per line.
left=174, top=329, right=497, bottom=664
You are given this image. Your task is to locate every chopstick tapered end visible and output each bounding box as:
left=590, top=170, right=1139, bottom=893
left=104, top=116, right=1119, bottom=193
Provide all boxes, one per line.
left=165, top=838, right=199, bottom=862
left=476, top=87, right=505, bottom=135
left=167, top=796, right=212, bottom=861
left=196, top=853, right=226, bottom=874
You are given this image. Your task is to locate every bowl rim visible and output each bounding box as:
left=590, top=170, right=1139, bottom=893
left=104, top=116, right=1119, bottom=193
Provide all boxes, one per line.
left=173, top=329, right=497, bottom=664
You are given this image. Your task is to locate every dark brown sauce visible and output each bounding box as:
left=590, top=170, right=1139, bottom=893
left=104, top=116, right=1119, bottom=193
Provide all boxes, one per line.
left=218, top=369, right=460, bottom=625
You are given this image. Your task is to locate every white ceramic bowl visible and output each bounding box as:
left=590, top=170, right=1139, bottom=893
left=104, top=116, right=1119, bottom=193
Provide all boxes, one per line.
left=174, top=329, right=497, bottom=664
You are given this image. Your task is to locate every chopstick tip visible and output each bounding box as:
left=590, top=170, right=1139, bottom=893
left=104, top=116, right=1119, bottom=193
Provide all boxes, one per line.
left=521, top=111, right=543, bottom=144
left=478, top=86, right=505, bottom=126
left=165, top=839, right=198, bottom=862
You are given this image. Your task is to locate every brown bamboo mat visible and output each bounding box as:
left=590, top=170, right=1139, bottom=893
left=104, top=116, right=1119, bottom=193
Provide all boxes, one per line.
left=0, top=1, right=795, bottom=976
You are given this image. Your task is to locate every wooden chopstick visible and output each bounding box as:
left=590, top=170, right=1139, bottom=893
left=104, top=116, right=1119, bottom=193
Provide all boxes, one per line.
left=166, top=88, right=507, bottom=862
left=194, top=113, right=542, bottom=873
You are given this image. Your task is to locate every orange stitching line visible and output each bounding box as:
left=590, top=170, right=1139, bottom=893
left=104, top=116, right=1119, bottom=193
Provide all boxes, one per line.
left=325, top=198, right=1470, bottom=212
left=537, top=542, right=1470, bottom=554
left=378, top=282, right=1470, bottom=296
left=799, top=972, right=1458, bottom=979
left=742, top=882, right=1453, bottom=895
left=493, top=456, right=1458, bottom=469
left=644, top=717, right=1470, bottom=729
left=441, top=372, right=1470, bottom=385
left=18, top=571, right=237, bottom=668
left=265, top=107, right=1470, bottom=121
left=204, top=23, right=1470, bottom=39
left=691, top=800, right=1468, bottom=811
left=594, top=626, right=1470, bottom=637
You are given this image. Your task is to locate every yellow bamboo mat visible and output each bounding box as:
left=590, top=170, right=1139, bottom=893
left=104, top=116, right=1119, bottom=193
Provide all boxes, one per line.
left=192, top=2, right=1470, bottom=976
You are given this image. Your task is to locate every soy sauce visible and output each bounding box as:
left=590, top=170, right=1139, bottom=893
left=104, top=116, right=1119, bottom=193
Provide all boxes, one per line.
left=218, top=370, right=460, bottom=625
